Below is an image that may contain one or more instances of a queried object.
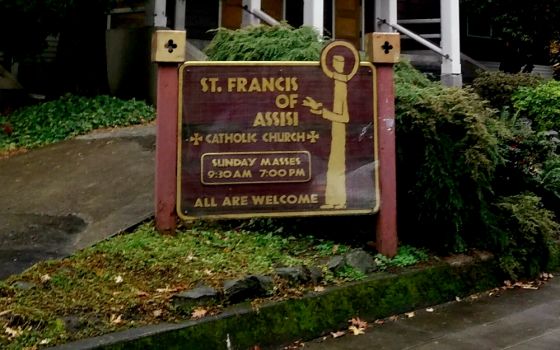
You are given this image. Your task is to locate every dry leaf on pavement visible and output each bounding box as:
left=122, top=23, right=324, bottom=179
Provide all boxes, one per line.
left=191, top=307, right=208, bottom=319
left=405, top=312, right=415, bottom=318
left=348, top=325, right=365, bottom=335
left=349, top=317, right=368, bottom=329
left=426, top=308, right=434, bottom=312
left=331, top=330, right=346, bottom=338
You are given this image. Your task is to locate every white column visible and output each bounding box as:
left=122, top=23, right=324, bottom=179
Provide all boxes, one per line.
left=146, top=0, right=167, bottom=27
left=440, top=0, right=462, bottom=87
left=375, top=0, right=397, bottom=32
left=242, top=0, right=261, bottom=27
left=174, top=0, right=187, bottom=30
left=303, top=0, right=324, bottom=37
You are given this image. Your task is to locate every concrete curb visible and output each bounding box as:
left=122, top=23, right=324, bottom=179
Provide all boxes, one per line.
left=50, top=258, right=503, bottom=350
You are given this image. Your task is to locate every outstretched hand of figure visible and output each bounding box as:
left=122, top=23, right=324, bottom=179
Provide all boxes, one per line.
left=302, top=96, right=323, bottom=115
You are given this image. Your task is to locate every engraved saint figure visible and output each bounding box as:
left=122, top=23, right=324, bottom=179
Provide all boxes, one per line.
left=303, top=42, right=359, bottom=209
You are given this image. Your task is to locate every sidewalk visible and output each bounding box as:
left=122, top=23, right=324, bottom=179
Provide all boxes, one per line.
left=0, top=124, right=155, bottom=279
left=304, top=276, right=560, bottom=350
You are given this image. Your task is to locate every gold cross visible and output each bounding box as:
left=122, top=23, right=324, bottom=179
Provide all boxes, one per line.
left=189, top=133, right=203, bottom=146
left=307, top=131, right=320, bottom=143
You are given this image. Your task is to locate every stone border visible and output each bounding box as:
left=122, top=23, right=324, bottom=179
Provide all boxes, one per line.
left=50, top=258, right=503, bottom=350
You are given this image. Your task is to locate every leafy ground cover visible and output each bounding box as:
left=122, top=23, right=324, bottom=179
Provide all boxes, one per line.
left=0, top=94, right=155, bottom=155
left=0, top=220, right=429, bottom=349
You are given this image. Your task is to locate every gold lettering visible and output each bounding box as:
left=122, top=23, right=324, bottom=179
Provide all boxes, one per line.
left=250, top=194, right=319, bottom=206
left=252, top=112, right=298, bottom=127
left=248, top=78, right=262, bottom=92
left=262, top=77, right=274, bottom=92
left=194, top=197, right=217, bottom=207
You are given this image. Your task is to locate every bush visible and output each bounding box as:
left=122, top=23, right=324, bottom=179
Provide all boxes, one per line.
left=0, top=94, right=155, bottom=151
left=491, top=194, right=560, bottom=279
left=471, top=71, right=542, bottom=109
left=203, top=25, right=560, bottom=278
left=395, top=62, right=507, bottom=251
left=494, top=116, right=560, bottom=213
left=205, top=24, right=323, bottom=61
left=513, top=80, right=560, bottom=131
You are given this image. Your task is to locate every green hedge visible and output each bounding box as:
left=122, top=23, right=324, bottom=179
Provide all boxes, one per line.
left=0, top=94, right=155, bottom=151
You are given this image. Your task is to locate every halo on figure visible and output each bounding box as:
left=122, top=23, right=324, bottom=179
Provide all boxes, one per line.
left=320, top=40, right=360, bottom=81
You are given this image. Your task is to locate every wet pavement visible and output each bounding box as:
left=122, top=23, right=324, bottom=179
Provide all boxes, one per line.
left=0, top=124, right=155, bottom=279
left=303, top=276, right=560, bottom=350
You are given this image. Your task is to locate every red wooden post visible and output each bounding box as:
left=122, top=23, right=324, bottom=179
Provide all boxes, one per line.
left=151, top=30, right=186, bottom=235
left=366, top=32, right=399, bottom=257
left=375, top=64, right=398, bottom=257
left=155, top=64, right=179, bottom=234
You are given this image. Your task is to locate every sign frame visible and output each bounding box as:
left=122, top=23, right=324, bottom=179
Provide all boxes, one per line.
left=176, top=59, right=379, bottom=221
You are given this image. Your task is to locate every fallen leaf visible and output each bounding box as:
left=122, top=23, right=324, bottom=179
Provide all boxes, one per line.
left=115, top=275, right=124, bottom=284
left=0, top=310, right=11, bottom=317
left=374, top=319, right=385, bottom=325
left=388, top=315, right=399, bottom=322
left=5, top=326, right=22, bottom=338
left=455, top=296, right=462, bottom=302
left=405, top=312, right=415, bottom=318
left=349, top=317, right=368, bottom=329
left=110, top=314, right=124, bottom=325
left=426, top=308, right=434, bottom=312
left=314, top=286, right=325, bottom=292
left=40, top=274, right=51, bottom=283
left=348, top=325, right=365, bottom=335
left=191, top=307, right=208, bottom=319
left=204, top=269, right=213, bottom=276
left=153, top=309, right=163, bottom=317
left=39, top=339, right=51, bottom=345
left=331, top=330, right=346, bottom=338
left=136, top=290, right=149, bottom=297
left=156, top=286, right=180, bottom=293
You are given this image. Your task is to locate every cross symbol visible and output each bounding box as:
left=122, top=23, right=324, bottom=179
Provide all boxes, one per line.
left=381, top=41, right=393, bottom=54
left=165, top=39, right=178, bottom=53
left=307, top=131, right=320, bottom=143
left=189, top=133, right=203, bottom=146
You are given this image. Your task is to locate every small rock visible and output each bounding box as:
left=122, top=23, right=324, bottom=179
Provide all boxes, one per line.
left=172, top=286, right=219, bottom=311
left=11, top=281, right=37, bottom=291
left=62, top=315, right=87, bottom=333
left=224, top=276, right=269, bottom=303
left=306, top=266, right=324, bottom=284
left=276, top=266, right=308, bottom=284
left=326, top=255, right=345, bottom=272
left=254, top=275, right=274, bottom=293
left=344, top=249, right=377, bottom=274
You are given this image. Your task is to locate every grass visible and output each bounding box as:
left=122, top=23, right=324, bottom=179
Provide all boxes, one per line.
left=0, top=221, right=362, bottom=349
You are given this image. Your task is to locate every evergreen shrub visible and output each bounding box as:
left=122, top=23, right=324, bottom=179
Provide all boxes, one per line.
left=205, top=24, right=323, bottom=61
left=513, top=80, right=560, bottom=131
left=491, top=193, right=560, bottom=279
left=471, top=71, right=542, bottom=109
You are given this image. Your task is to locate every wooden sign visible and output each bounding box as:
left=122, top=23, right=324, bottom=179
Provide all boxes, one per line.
left=177, top=41, right=379, bottom=219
